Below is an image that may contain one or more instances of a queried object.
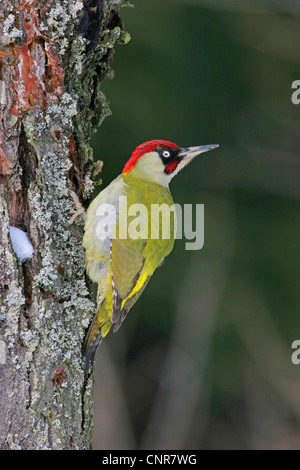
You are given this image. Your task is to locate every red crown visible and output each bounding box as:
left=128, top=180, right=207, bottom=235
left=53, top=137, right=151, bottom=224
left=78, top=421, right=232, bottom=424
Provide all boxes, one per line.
left=123, top=139, right=179, bottom=174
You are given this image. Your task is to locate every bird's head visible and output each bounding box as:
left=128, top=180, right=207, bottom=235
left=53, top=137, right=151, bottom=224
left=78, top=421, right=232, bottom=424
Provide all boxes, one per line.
left=122, top=139, right=219, bottom=186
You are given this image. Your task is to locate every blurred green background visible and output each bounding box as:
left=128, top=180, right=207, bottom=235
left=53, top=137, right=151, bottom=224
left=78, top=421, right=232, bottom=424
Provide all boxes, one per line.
left=90, top=0, right=300, bottom=449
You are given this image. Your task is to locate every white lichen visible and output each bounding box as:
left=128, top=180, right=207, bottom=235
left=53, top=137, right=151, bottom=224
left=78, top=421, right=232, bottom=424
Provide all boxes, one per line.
left=2, top=14, right=23, bottom=41
left=68, top=1, right=84, bottom=18
left=84, top=175, right=95, bottom=197
left=46, top=1, right=84, bottom=54
left=4, top=284, right=25, bottom=341
left=45, top=93, right=78, bottom=129
left=0, top=81, right=7, bottom=105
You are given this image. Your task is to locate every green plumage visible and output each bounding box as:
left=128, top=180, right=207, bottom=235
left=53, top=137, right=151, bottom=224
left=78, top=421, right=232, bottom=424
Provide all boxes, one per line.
left=83, top=172, right=175, bottom=374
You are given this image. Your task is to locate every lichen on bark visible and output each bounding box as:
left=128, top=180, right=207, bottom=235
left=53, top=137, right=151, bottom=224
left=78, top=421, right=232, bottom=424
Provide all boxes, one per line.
left=0, top=0, right=130, bottom=450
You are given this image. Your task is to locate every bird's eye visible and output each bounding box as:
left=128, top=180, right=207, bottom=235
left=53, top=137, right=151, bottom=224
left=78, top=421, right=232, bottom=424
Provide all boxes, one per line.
left=163, top=151, right=171, bottom=158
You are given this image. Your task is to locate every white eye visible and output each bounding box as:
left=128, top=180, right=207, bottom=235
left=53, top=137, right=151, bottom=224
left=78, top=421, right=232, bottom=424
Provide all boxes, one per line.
left=163, top=150, right=171, bottom=158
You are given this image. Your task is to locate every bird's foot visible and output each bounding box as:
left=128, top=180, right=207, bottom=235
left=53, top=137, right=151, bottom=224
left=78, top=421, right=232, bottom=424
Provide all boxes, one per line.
left=66, top=189, right=86, bottom=226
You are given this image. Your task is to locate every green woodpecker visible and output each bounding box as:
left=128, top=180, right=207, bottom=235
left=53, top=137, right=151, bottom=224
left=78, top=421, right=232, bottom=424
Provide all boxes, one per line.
left=83, top=139, right=218, bottom=374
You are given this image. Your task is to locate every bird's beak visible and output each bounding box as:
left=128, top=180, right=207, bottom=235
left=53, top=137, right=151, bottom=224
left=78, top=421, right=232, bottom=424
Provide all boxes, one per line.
left=178, top=144, right=219, bottom=161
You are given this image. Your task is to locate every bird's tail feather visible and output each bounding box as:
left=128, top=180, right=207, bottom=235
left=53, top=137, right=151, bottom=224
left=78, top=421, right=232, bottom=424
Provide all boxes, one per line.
left=84, top=328, right=103, bottom=377
left=84, top=304, right=112, bottom=376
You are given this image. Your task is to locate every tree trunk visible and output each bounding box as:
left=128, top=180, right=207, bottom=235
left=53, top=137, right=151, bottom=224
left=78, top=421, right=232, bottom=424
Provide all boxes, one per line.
left=0, top=0, right=129, bottom=450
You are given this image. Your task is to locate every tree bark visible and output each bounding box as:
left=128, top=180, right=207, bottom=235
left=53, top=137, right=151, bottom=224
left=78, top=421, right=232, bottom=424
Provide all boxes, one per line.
left=0, top=0, right=129, bottom=450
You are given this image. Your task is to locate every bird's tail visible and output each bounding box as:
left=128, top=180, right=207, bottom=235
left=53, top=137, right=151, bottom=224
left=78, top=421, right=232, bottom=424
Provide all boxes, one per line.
left=84, top=301, right=112, bottom=376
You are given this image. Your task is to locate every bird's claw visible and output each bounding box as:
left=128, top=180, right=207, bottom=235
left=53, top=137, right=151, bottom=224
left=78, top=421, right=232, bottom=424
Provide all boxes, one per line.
left=65, top=189, right=86, bottom=227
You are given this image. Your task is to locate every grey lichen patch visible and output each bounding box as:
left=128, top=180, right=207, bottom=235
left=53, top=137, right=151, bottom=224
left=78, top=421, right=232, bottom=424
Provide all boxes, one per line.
left=2, top=14, right=23, bottom=43
left=45, top=93, right=78, bottom=129
left=0, top=189, right=24, bottom=349
left=45, top=1, right=85, bottom=55
left=4, top=285, right=25, bottom=324
left=2, top=283, right=26, bottom=352
left=5, top=433, right=22, bottom=450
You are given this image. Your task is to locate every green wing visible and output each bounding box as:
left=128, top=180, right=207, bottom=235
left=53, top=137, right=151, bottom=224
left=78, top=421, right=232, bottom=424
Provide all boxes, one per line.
left=110, top=175, right=176, bottom=330
left=111, top=236, right=146, bottom=323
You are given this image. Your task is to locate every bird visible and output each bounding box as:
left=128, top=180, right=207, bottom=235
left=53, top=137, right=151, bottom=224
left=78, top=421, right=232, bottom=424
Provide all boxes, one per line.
left=83, top=139, right=218, bottom=374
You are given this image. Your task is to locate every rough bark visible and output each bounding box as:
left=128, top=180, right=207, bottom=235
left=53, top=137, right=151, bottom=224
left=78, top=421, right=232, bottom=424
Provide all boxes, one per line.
left=0, top=0, right=130, bottom=450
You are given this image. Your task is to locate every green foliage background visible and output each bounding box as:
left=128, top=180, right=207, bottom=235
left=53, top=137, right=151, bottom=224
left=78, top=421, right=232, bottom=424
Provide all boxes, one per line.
left=91, top=0, right=300, bottom=449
